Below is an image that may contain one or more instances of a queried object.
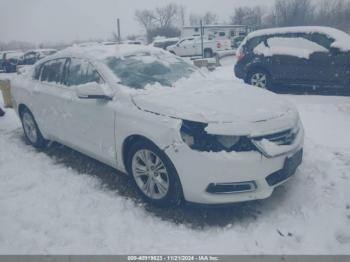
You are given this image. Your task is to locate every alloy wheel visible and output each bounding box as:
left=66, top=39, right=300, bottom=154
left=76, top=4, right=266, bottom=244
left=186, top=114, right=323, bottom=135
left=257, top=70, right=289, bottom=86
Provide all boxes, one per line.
left=251, top=72, right=267, bottom=88
left=22, top=112, right=38, bottom=144
left=131, top=149, right=170, bottom=200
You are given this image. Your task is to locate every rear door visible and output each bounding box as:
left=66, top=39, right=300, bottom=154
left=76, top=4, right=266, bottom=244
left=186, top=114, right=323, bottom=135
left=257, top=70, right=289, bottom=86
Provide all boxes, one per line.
left=32, top=58, right=69, bottom=138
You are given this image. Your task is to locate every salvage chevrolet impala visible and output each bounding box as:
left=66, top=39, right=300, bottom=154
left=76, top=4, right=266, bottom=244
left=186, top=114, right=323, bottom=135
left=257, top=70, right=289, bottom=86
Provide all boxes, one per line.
left=11, top=44, right=304, bottom=206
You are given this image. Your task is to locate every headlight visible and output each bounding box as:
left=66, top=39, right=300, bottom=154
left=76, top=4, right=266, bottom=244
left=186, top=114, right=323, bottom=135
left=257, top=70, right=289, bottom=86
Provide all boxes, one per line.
left=180, top=120, right=256, bottom=152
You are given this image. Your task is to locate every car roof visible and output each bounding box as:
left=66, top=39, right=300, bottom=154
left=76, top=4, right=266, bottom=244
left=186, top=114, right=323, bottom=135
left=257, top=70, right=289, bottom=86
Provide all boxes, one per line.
left=245, top=26, right=350, bottom=42
left=39, top=44, right=166, bottom=63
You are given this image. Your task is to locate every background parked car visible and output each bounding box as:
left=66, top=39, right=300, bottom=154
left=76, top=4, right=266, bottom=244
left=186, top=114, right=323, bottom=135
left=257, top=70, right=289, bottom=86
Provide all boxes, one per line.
left=231, top=35, right=246, bottom=49
left=151, top=37, right=179, bottom=50
left=1, top=51, right=24, bottom=73
left=18, top=49, right=57, bottom=66
left=167, top=37, right=231, bottom=58
left=234, top=26, right=350, bottom=90
left=0, top=51, right=5, bottom=71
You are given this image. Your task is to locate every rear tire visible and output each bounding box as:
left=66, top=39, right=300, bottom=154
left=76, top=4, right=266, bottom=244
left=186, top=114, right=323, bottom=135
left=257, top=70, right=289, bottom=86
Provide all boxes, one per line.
left=126, top=140, right=183, bottom=207
left=247, top=69, right=272, bottom=90
left=20, top=108, right=47, bottom=148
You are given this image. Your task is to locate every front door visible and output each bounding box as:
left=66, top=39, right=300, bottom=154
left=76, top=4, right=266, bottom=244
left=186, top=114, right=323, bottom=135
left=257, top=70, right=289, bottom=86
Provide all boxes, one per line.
left=57, top=58, right=116, bottom=166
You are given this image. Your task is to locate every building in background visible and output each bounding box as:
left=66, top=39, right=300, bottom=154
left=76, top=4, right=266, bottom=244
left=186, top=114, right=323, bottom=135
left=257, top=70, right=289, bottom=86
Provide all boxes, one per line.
left=181, top=25, right=256, bottom=49
left=182, top=25, right=255, bottom=39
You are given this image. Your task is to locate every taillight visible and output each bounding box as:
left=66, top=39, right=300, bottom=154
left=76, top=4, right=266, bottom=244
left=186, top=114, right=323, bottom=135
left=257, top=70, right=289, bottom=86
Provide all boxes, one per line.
left=237, top=51, right=245, bottom=62
left=217, top=42, right=221, bottom=49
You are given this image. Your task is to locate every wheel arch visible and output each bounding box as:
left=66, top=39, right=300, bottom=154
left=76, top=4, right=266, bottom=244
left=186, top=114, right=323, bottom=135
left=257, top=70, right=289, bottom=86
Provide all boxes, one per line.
left=18, top=103, right=29, bottom=117
left=245, top=64, right=272, bottom=83
left=122, top=134, right=160, bottom=174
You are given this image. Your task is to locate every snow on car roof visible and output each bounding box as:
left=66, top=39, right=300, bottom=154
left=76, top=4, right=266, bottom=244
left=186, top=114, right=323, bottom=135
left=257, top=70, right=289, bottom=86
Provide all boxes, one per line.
left=152, top=37, right=179, bottom=43
left=47, top=44, right=166, bottom=62
left=244, top=26, right=350, bottom=51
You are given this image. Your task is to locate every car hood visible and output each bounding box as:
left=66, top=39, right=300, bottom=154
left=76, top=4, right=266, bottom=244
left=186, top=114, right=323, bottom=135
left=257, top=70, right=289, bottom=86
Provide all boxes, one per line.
left=131, top=79, right=299, bottom=135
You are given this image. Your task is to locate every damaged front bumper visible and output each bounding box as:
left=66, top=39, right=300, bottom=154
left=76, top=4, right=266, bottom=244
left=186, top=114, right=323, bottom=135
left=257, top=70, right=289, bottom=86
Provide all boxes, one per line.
left=165, top=124, right=304, bottom=205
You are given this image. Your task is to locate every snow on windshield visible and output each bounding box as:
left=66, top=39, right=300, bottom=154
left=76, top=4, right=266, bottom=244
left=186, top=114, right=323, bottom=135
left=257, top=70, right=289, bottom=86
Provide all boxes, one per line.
left=254, top=37, right=328, bottom=59
left=104, top=53, right=197, bottom=89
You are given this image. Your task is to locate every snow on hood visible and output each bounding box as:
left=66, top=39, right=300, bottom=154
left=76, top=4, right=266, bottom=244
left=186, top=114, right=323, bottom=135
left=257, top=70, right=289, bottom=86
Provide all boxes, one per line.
left=242, top=26, right=350, bottom=52
left=131, top=77, right=297, bottom=128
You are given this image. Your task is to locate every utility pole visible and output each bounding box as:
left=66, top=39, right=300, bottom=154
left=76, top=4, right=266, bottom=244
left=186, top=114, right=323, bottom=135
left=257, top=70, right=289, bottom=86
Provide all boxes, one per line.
left=200, top=20, right=204, bottom=58
left=117, top=18, right=121, bottom=43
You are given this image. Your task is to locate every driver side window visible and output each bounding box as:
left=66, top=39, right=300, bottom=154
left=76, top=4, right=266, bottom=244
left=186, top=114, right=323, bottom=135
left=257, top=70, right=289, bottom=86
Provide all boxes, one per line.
left=64, top=58, right=103, bottom=87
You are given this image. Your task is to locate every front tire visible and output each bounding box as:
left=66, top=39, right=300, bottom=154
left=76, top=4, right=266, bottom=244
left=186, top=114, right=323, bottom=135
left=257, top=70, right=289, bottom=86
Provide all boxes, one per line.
left=20, top=108, right=47, bottom=148
left=247, top=69, right=272, bottom=89
left=126, top=140, right=183, bottom=207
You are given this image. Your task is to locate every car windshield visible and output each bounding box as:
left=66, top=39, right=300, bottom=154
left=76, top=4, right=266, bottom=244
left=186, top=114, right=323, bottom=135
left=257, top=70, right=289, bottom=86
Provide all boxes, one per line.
left=104, top=52, right=197, bottom=89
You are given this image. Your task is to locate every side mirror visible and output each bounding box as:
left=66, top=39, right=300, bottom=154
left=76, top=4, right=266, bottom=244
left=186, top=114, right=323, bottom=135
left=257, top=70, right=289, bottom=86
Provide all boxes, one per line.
left=176, top=44, right=180, bottom=47
left=76, top=82, right=112, bottom=100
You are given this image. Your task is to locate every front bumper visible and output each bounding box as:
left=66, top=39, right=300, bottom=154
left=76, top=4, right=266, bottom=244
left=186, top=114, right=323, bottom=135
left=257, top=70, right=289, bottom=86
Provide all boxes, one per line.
left=165, top=126, right=304, bottom=205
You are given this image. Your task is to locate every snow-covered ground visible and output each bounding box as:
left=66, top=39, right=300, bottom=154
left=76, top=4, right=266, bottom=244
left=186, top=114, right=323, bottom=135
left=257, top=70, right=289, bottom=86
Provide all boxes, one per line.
left=0, top=57, right=350, bottom=254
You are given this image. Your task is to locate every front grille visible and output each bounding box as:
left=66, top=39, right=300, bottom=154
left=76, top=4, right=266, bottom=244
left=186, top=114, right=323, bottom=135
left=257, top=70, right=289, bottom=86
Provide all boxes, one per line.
left=253, top=128, right=297, bottom=146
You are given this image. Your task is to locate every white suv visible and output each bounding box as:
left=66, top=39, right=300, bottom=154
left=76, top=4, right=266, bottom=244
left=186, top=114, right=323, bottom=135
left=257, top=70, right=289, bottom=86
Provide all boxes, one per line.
left=11, top=44, right=304, bottom=206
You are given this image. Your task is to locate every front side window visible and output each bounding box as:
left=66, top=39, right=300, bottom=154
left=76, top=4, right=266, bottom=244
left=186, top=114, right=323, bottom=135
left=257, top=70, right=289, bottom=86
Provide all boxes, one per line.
left=65, top=58, right=102, bottom=86
left=104, top=52, right=197, bottom=89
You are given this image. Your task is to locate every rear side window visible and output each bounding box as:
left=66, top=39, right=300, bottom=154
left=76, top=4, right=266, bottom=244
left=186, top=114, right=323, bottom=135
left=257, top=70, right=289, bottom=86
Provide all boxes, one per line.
left=40, top=59, right=66, bottom=83
left=246, top=37, right=263, bottom=51
left=65, top=58, right=102, bottom=86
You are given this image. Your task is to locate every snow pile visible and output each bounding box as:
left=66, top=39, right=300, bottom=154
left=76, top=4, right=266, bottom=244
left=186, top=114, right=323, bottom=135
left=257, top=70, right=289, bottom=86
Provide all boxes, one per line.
left=254, top=37, right=328, bottom=59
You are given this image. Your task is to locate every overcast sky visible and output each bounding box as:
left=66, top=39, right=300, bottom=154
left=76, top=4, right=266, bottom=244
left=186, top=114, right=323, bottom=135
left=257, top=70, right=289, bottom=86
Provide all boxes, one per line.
left=0, top=0, right=274, bottom=44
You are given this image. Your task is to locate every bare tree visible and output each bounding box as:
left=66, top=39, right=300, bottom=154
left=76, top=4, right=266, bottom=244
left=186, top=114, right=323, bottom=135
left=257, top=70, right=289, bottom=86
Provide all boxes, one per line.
left=189, top=12, right=218, bottom=26
left=314, top=0, right=350, bottom=31
left=155, top=4, right=180, bottom=28
left=179, top=5, right=186, bottom=27
left=135, top=10, right=156, bottom=32
left=273, top=0, right=314, bottom=26
left=230, top=6, right=262, bottom=27
left=135, top=4, right=184, bottom=43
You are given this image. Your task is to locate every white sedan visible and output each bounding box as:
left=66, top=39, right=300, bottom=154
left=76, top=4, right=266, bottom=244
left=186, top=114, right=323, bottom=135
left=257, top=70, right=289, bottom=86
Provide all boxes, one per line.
left=11, top=44, right=304, bottom=206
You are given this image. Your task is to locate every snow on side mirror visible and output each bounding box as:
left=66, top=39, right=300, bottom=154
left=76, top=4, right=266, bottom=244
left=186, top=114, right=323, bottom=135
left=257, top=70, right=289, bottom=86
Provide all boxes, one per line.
left=76, top=82, right=112, bottom=100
